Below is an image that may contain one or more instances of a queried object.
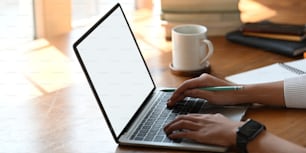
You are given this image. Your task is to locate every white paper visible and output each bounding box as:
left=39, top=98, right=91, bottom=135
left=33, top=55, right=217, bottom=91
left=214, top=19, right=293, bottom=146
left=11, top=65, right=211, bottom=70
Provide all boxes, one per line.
left=225, top=59, right=306, bottom=84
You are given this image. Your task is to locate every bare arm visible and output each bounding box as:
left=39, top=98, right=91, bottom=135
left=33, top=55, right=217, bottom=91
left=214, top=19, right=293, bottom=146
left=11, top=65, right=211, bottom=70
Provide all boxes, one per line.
left=167, top=73, right=285, bottom=107
left=247, top=130, right=306, bottom=153
left=242, top=81, right=285, bottom=106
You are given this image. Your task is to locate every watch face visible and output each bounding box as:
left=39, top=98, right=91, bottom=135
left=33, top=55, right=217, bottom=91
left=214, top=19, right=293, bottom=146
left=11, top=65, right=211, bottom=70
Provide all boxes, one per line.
left=239, top=120, right=265, bottom=138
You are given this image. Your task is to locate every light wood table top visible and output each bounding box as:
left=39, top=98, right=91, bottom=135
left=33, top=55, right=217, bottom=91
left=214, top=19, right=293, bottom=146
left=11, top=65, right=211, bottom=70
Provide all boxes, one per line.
left=1, top=0, right=306, bottom=152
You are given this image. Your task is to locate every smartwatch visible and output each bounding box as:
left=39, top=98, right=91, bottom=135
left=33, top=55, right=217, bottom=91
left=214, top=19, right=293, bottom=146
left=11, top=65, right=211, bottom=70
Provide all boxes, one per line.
left=236, top=119, right=266, bottom=153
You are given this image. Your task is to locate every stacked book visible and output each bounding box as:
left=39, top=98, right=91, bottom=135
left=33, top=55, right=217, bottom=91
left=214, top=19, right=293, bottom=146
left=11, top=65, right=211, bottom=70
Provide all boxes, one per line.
left=160, top=0, right=241, bottom=40
left=241, top=22, right=306, bottom=42
left=226, top=21, right=306, bottom=57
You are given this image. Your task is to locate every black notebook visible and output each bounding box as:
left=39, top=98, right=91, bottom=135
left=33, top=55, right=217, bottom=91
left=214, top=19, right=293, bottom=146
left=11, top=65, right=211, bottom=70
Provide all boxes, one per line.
left=240, top=22, right=306, bottom=36
left=226, top=30, right=306, bottom=57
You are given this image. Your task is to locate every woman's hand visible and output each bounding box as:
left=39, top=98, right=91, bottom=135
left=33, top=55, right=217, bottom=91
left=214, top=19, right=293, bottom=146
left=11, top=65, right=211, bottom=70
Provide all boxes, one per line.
left=167, top=73, right=246, bottom=108
left=164, top=113, right=243, bottom=147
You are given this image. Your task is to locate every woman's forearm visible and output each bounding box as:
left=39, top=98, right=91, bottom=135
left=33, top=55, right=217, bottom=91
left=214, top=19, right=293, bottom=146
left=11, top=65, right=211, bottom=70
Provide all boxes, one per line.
left=247, top=131, right=306, bottom=153
left=240, top=81, right=286, bottom=106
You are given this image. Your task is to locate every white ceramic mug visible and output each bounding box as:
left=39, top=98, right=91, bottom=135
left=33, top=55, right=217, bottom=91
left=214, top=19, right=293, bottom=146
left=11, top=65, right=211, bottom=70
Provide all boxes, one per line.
left=171, top=24, right=214, bottom=71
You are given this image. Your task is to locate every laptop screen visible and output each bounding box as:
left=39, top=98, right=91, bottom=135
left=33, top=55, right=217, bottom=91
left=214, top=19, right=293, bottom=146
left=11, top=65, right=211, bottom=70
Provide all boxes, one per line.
left=74, top=4, right=155, bottom=137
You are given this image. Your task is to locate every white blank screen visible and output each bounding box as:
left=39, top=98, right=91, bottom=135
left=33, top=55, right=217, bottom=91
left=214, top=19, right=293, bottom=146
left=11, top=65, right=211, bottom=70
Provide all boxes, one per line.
left=75, top=6, right=154, bottom=137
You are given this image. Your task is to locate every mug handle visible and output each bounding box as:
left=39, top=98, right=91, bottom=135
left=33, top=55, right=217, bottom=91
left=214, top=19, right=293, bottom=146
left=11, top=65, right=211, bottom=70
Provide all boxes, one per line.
left=200, top=39, right=214, bottom=65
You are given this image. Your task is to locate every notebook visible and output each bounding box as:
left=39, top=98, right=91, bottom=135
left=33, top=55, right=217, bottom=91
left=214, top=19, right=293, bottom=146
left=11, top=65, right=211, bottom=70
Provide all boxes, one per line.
left=226, top=59, right=306, bottom=84
left=240, top=21, right=306, bottom=42
left=73, top=3, right=247, bottom=152
left=226, top=30, right=306, bottom=57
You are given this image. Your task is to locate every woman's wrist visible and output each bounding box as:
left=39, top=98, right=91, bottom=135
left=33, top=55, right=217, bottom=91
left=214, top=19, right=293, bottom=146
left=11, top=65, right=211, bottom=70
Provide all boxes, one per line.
left=237, top=82, right=285, bottom=106
left=228, top=84, right=255, bottom=105
left=246, top=130, right=268, bottom=153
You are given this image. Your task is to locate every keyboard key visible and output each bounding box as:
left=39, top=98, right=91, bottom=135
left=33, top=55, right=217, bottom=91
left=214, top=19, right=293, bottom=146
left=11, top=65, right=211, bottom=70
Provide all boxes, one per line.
left=153, top=135, right=164, bottom=142
left=144, top=135, right=154, bottom=141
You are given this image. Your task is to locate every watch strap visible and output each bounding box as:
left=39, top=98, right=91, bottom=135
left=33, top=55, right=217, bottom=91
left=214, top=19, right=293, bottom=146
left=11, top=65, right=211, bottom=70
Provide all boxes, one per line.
left=236, top=119, right=266, bottom=153
left=236, top=133, right=249, bottom=153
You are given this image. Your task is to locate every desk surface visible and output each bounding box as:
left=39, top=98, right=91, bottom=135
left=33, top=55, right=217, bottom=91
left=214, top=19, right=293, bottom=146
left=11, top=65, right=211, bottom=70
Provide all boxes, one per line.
left=1, top=0, right=306, bottom=152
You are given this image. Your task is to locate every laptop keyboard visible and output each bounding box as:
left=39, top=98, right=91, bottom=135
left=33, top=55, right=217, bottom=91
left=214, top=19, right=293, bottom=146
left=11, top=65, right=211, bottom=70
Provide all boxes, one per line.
left=130, top=92, right=207, bottom=143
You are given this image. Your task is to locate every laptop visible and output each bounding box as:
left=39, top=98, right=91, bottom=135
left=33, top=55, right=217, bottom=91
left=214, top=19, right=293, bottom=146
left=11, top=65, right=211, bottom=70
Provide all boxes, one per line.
left=73, top=3, right=247, bottom=152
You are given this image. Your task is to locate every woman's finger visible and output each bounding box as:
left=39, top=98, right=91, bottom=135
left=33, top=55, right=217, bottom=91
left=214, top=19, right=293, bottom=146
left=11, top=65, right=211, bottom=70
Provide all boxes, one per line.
left=164, top=115, right=203, bottom=135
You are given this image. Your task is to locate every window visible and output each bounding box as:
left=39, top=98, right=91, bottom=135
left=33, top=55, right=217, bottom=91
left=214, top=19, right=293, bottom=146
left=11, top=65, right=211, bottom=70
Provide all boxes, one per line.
left=71, top=0, right=136, bottom=28
left=0, top=0, right=34, bottom=51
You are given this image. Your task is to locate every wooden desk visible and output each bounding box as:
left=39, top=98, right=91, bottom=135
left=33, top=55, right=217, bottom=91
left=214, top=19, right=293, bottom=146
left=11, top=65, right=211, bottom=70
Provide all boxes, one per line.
left=1, top=1, right=306, bottom=152
left=3, top=33, right=302, bottom=153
